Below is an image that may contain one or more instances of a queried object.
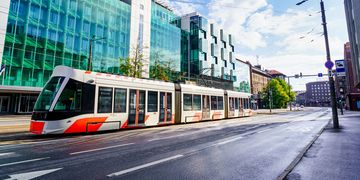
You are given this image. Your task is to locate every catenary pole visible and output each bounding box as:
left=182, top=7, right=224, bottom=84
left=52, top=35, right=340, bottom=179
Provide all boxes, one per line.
left=320, top=0, right=339, bottom=128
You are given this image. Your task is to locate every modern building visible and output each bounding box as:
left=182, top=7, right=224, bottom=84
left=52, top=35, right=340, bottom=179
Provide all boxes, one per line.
left=0, top=0, right=250, bottom=114
left=250, top=64, right=271, bottom=109
left=305, top=81, right=331, bottom=107
left=0, top=0, right=181, bottom=113
left=343, top=42, right=360, bottom=111
left=295, top=91, right=307, bottom=106
left=180, top=13, right=236, bottom=81
left=344, top=0, right=360, bottom=88
left=266, top=69, right=286, bottom=80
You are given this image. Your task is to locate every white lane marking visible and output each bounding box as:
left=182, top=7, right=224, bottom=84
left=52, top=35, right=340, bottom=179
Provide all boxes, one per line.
left=216, top=136, right=243, bottom=146
left=5, top=168, right=62, bottom=180
left=0, top=157, right=49, bottom=167
left=257, top=129, right=271, bottom=134
left=0, top=152, right=15, bottom=157
left=107, top=154, right=184, bottom=177
left=70, top=143, right=134, bottom=155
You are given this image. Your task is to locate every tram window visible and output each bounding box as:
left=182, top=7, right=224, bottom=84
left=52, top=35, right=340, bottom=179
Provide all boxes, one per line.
left=114, top=88, right=127, bottom=113
left=183, top=94, right=192, bottom=111
left=34, top=77, right=65, bottom=111
left=193, top=95, right=201, bottom=111
left=218, top=96, right=224, bottom=110
left=54, top=79, right=82, bottom=111
left=211, top=96, right=218, bottom=110
left=82, top=83, right=95, bottom=113
left=235, top=98, right=239, bottom=109
left=98, top=87, right=113, bottom=113
left=167, top=93, right=172, bottom=109
left=147, top=91, right=158, bottom=112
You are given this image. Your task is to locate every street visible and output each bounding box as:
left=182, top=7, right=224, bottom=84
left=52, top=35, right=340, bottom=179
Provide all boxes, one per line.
left=0, top=108, right=332, bottom=179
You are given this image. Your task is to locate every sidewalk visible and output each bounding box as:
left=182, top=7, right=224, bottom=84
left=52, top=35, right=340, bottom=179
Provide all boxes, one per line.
left=286, top=111, right=360, bottom=180
left=0, top=115, right=31, bottom=135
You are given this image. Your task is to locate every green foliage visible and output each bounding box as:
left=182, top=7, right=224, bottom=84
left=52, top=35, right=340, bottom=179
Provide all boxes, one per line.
left=149, top=50, right=178, bottom=81
left=260, top=78, right=296, bottom=109
left=119, top=45, right=144, bottom=78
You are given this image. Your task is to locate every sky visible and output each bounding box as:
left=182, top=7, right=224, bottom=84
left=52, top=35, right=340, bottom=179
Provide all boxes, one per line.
left=166, top=0, right=349, bottom=91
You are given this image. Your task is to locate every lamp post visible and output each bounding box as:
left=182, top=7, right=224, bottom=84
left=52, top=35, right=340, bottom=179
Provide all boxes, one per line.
left=296, top=0, right=339, bottom=128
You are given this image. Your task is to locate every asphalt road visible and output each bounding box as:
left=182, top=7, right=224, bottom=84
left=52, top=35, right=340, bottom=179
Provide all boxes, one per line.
left=0, top=108, right=331, bottom=180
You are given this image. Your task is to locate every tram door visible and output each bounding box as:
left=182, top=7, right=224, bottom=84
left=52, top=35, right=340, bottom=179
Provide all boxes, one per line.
left=202, top=95, right=210, bottom=120
left=229, top=97, right=235, bottom=117
left=159, top=92, right=172, bottom=123
left=129, top=89, right=146, bottom=125
left=239, top=98, right=244, bottom=117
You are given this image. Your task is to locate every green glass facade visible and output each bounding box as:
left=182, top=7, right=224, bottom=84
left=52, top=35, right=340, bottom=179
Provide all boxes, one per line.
left=150, top=1, right=181, bottom=72
left=2, top=0, right=131, bottom=87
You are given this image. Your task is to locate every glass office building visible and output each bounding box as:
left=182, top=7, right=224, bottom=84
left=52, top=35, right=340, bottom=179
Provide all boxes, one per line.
left=2, top=0, right=131, bottom=88
left=0, top=0, right=250, bottom=114
left=150, top=1, right=181, bottom=73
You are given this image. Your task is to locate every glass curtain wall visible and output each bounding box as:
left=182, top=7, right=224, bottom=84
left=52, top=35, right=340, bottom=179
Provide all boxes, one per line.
left=150, top=2, right=181, bottom=76
left=2, top=0, right=131, bottom=87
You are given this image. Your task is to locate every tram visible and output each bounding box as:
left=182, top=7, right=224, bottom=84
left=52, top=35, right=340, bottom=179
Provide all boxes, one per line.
left=30, top=66, right=252, bottom=134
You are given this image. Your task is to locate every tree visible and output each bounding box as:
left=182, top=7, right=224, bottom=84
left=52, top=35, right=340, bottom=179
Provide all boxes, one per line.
left=149, top=50, right=178, bottom=81
left=260, top=78, right=295, bottom=109
left=119, top=45, right=144, bottom=78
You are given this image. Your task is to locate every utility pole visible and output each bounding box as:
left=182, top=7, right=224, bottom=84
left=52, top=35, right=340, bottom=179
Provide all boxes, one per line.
left=87, top=35, right=95, bottom=71
left=87, top=35, right=106, bottom=71
left=288, top=77, right=292, bottom=111
left=296, top=0, right=339, bottom=128
left=320, top=0, right=339, bottom=128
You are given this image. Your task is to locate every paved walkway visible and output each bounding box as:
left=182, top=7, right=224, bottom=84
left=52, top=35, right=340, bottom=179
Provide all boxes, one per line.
left=287, top=111, right=360, bottom=180
left=0, top=115, right=31, bottom=134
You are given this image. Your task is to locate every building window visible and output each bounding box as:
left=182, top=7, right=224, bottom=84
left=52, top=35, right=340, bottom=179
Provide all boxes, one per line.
left=114, top=88, right=127, bottom=113
left=68, top=17, right=75, bottom=29
left=50, top=11, right=58, bottom=24
left=30, top=5, right=40, bottom=19
left=98, top=87, right=113, bottom=113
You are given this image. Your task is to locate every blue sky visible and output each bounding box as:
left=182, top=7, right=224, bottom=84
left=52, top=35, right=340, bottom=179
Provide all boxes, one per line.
left=168, top=0, right=349, bottom=91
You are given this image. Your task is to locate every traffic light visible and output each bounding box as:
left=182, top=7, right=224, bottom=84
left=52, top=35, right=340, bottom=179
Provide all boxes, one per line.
left=300, top=72, right=303, bottom=77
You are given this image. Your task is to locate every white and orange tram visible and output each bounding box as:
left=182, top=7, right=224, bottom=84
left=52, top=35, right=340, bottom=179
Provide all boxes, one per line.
left=30, top=66, right=253, bottom=135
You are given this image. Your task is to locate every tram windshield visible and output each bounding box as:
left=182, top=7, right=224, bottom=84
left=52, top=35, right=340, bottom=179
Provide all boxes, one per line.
left=34, top=77, right=65, bottom=111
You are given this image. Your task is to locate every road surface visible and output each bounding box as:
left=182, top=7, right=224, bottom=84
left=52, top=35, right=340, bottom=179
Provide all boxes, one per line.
left=0, top=108, right=331, bottom=179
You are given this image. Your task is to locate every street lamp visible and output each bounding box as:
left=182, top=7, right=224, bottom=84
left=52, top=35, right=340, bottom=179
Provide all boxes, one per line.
left=88, top=35, right=106, bottom=71
left=296, top=0, right=339, bottom=128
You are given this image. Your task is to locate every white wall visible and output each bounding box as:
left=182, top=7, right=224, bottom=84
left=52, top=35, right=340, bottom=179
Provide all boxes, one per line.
left=129, top=0, right=152, bottom=78
left=0, top=0, right=11, bottom=66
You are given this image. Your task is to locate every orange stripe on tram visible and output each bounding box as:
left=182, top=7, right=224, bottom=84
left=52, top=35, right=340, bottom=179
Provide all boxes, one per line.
left=30, top=121, right=45, bottom=134
left=64, top=117, right=107, bottom=133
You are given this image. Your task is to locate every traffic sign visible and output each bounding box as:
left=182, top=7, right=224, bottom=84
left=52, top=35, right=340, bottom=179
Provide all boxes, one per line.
left=318, top=73, right=323, bottom=77
left=335, top=60, right=346, bottom=77
left=325, top=61, right=334, bottom=70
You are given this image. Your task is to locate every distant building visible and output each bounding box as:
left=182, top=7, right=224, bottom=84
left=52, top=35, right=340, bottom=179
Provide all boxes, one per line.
left=250, top=64, right=272, bottom=109
left=296, top=91, right=307, bottom=106
left=266, top=69, right=286, bottom=80
left=343, top=42, right=360, bottom=111
left=306, top=81, right=331, bottom=107
left=344, top=0, right=360, bottom=88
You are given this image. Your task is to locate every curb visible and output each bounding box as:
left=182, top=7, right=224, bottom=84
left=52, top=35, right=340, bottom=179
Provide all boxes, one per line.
left=277, top=118, right=332, bottom=180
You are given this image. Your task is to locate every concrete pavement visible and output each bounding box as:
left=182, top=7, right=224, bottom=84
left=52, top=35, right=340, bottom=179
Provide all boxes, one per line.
left=286, top=111, right=360, bottom=180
